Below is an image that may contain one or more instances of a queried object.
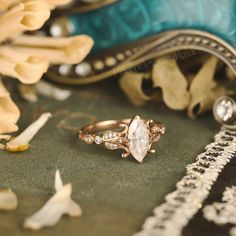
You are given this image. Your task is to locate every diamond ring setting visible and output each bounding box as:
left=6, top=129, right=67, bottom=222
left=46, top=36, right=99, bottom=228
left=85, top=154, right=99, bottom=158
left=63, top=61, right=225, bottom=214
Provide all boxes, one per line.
left=213, top=96, right=236, bottom=127
left=78, top=116, right=165, bottom=163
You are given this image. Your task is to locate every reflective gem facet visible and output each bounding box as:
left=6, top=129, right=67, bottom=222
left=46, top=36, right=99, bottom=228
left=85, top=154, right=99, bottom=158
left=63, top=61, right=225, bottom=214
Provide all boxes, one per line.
left=128, top=116, right=150, bottom=163
left=95, top=136, right=102, bottom=144
left=216, top=99, right=234, bottom=122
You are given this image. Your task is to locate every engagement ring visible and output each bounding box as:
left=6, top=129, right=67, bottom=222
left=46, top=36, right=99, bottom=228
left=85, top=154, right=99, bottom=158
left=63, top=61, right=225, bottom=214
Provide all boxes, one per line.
left=79, top=115, right=165, bottom=163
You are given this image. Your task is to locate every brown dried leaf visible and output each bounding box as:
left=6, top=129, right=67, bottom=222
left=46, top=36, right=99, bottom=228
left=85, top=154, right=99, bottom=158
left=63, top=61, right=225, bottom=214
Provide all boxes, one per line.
left=152, top=59, right=190, bottom=110
left=119, top=72, right=151, bottom=106
left=187, top=56, right=229, bottom=118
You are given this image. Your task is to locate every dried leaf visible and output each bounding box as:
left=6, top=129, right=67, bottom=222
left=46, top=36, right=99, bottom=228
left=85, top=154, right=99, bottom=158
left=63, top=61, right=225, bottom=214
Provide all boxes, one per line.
left=0, top=79, right=20, bottom=134
left=0, top=1, right=50, bottom=43
left=0, top=0, right=18, bottom=11
left=120, top=72, right=151, bottom=106
left=152, top=59, right=190, bottom=110
left=225, top=67, right=236, bottom=81
left=0, top=46, right=49, bottom=84
left=6, top=112, right=51, bottom=152
left=0, top=188, right=17, bottom=211
left=195, top=86, right=234, bottom=116
left=13, top=35, right=94, bottom=64
left=24, top=170, right=81, bottom=231
left=0, top=134, right=11, bottom=141
left=35, top=80, right=71, bottom=101
left=187, top=56, right=232, bottom=118
left=43, top=0, right=72, bottom=9
left=0, top=0, right=93, bottom=137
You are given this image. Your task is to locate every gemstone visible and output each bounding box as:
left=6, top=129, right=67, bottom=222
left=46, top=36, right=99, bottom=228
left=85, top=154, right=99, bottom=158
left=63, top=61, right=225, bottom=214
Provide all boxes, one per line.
left=128, top=116, right=150, bottom=163
left=58, top=64, right=72, bottom=75
left=95, top=136, right=103, bottom=144
left=84, top=135, right=94, bottom=144
left=105, top=57, right=116, bottom=66
left=104, top=132, right=117, bottom=140
left=215, top=98, right=234, bottom=122
left=105, top=142, right=118, bottom=150
left=50, top=18, right=74, bottom=37
left=125, top=50, right=132, bottom=56
left=50, top=23, right=63, bottom=37
left=93, top=61, right=104, bottom=70
left=75, top=62, right=91, bottom=77
left=116, top=53, right=125, bottom=61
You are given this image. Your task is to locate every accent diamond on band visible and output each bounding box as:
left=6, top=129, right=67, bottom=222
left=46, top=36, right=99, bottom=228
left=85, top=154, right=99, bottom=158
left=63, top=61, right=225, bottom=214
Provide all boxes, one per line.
left=78, top=115, right=165, bottom=163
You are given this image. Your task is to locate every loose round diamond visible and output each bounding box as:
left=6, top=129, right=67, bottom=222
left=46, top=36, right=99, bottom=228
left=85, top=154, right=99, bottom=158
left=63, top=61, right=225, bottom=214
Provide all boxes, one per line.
left=214, top=97, right=235, bottom=123
left=95, top=136, right=103, bottom=144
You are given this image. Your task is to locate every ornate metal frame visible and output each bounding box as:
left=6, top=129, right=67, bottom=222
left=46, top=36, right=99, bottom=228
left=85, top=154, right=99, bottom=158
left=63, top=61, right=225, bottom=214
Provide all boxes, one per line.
left=47, top=29, right=236, bottom=85
left=68, top=0, right=119, bottom=13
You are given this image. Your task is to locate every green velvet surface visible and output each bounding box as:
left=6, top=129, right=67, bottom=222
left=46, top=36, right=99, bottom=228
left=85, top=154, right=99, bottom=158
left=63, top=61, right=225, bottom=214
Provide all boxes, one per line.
left=0, top=82, right=219, bottom=236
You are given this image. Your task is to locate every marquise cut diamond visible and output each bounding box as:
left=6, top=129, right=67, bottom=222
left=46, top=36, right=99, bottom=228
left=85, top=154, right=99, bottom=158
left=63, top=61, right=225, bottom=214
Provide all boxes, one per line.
left=128, top=116, right=150, bottom=163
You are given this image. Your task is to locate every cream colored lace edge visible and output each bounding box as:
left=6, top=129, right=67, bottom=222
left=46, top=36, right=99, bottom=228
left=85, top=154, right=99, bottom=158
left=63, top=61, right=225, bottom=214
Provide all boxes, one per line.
left=135, top=127, right=236, bottom=236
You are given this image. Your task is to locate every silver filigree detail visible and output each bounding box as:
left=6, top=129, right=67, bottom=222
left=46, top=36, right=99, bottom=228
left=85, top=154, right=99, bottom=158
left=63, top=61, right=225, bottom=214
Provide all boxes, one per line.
left=48, top=30, right=236, bottom=86
left=135, top=128, right=236, bottom=236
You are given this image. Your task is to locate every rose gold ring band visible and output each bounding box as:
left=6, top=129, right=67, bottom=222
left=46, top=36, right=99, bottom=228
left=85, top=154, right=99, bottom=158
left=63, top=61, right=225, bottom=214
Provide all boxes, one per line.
left=78, top=115, right=165, bottom=163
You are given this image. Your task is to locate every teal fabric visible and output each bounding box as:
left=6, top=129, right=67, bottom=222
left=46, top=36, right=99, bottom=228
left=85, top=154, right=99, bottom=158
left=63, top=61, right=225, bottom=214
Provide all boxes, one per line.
left=68, top=0, right=236, bottom=51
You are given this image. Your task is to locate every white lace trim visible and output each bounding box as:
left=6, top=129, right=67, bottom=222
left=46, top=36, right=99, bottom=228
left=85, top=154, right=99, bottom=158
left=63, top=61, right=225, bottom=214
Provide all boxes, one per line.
left=203, top=186, right=236, bottom=225
left=135, top=128, right=236, bottom=236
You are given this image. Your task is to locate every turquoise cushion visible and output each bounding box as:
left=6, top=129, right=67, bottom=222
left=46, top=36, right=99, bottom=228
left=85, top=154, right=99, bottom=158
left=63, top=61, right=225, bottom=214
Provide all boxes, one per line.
left=68, top=0, right=236, bottom=51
